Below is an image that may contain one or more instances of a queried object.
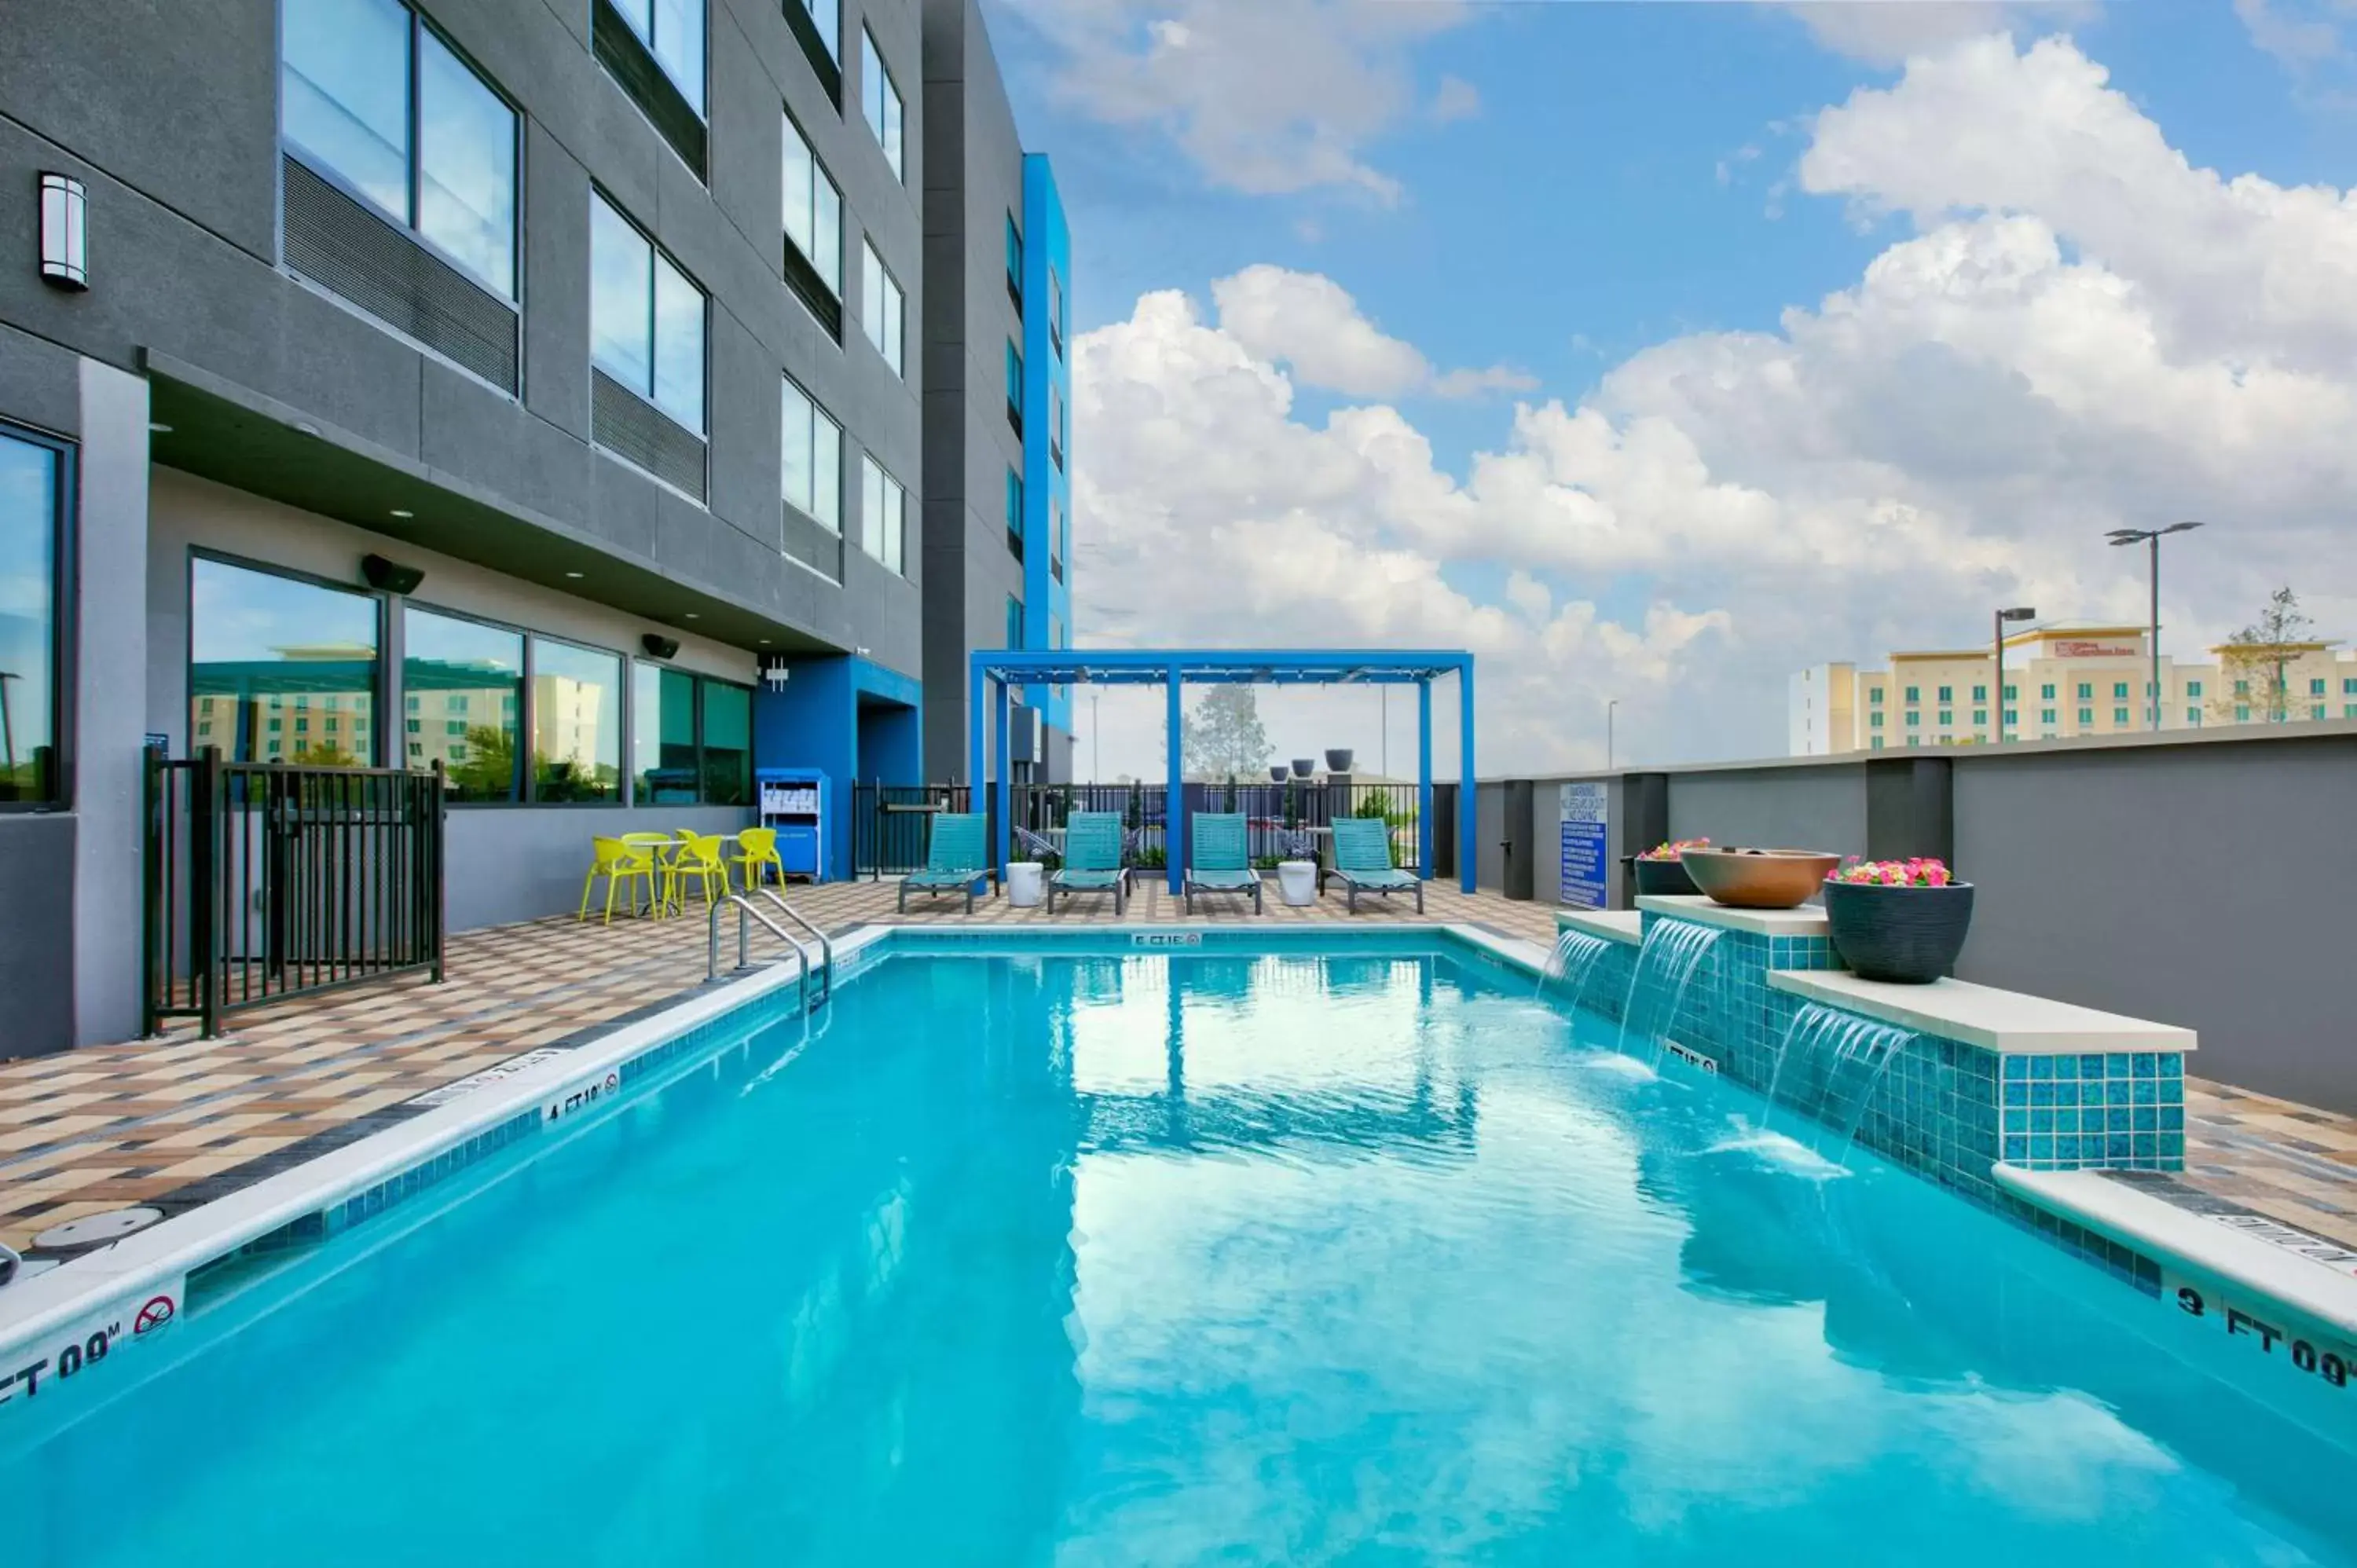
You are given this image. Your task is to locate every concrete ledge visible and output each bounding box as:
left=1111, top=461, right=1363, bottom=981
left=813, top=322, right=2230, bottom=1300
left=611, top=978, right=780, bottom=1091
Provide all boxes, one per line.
left=1999, top=1165, right=2357, bottom=1342
left=1769, top=969, right=2197, bottom=1056
left=1554, top=907, right=1644, bottom=946
left=1637, top=893, right=1828, bottom=939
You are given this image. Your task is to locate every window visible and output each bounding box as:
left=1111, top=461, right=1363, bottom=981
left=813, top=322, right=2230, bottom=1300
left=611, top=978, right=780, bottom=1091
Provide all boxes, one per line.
left=633, top=665, right=691, bottom=803
left=2344, top=679, right=2356, bottom=695
left=1972, top=709, right=1987, bottom=726
left=1051, top=383, right=1066, bottom=470
left=190, top=559, right=378, bottom=767
left=403, top=607, right=522, bottom=800
left=1869, top=712, right=1884, bottom=728
left=781, top=377, right=842, bottom=532
left=1006, top=468, right=1025, bottom=560
left=1006, top=595, right=1024, bottom=652
left=2077, top=707, right=2094, bottom=726
left=2310, top=677, right=2328, bottom=696
left=1937, top=709, right=1952, bottom=726
left=2235, top=704, right=2252, bottom=720
left=1868, top=687, right=1882, bottom=705
left=1006, top=213, right=1024, bottom=309
left=1871, top=738, right=1885, bottom=750
left=602, top=0, right=705, bottom=117
left=860, top=241, right=904, bottom=376
left=282, top=0, right=519, bottom=299
left=2003, top=709, right=2018, bottom=725
left=2187, top=680, right=2203, bottom=698
left=1049, top=265, right=1065, bottom=357
left=1936, top=685, right=1952, bottom=702
left=2346, top=705, right=2357, bottom=720
left=2077, top=682, right=2092, bottom=699
left=2113, top=707, right=2129, bottom=726
left=2188, top=709, right=2203, bottom=726
left=789, top=0, right=841, bottom=71
left=528, top=637, right=622, bottom=800
left=1903, top=686, right=1919, bottom=703
left=2040, top=683, right=2055, bottom=699
left=1904, top=712, right=1919, bottom=728
left=781, top=112, right=843, bottom=321
left=1006, top=340, right=1024, bottom=433
left=592, top=193, right=706, bottom=431
left=861, top=27, right=903, bottom=180
left=2113, top=681, right=2128, bottom=699
left=0, top=427, right=65, bottom=804
left=860, top=455, right=906, bottom=574
left=1971, top=684, right=1986, bottom=702
left=1052, top=499, right=1067, bottom=583
left=2311, top=704, right=2327, bottom=721
left=2002, top=684, right=2016, bottom=701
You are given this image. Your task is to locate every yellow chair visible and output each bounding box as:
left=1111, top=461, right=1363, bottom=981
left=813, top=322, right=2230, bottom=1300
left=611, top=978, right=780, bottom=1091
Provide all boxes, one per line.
left=665, top=830, right=729, bottom=911
left=579, top=836, right=659, bottom=925
left=731, top=826, right=786, bottom=891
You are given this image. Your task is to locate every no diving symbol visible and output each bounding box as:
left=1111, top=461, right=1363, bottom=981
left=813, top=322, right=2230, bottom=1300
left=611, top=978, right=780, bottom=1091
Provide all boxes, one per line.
left=133, top=1295, right=175, bottom=1336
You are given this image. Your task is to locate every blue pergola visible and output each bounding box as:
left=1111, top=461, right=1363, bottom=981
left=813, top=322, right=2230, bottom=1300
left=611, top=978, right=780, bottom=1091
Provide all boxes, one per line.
left=968, top=648, right=1477, bottom=895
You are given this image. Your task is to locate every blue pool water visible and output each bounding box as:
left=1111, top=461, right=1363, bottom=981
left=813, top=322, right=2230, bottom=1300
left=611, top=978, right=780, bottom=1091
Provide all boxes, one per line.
left=5, top=943, right=2354, bottom=1565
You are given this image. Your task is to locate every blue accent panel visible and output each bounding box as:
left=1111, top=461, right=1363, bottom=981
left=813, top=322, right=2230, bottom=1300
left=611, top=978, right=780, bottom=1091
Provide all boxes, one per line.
left=1021, top=155, right=1073, bottom=737
left=753, top=654, right=922, bottom=878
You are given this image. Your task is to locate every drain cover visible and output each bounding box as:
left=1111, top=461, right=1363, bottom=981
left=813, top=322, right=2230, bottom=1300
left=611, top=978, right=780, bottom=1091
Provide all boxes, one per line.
left=34, top=1207, right=163, bottom=1250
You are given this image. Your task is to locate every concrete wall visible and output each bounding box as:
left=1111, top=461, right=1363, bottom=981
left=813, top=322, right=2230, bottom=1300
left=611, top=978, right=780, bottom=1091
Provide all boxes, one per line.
left=0, top=0, right=925, bottom=677
left=448, top=803, right=750, bottom=929
left=1501, top=724, right=2357, bottom=1112
left=0, top=817, right=76, bottom=1057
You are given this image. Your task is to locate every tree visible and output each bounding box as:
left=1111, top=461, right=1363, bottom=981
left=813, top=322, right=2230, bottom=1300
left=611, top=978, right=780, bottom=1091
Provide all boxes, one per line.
left=1182, top=686, right=1271, bottom=780
left=2212, top=588, right=2313, bottom=724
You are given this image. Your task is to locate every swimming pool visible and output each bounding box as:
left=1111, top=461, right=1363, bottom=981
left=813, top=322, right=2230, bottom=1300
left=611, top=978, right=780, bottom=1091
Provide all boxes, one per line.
left=5, top=936, right=2353, bottom=1565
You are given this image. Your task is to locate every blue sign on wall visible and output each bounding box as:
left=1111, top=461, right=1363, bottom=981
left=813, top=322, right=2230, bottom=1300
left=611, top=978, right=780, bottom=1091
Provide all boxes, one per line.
left=1559, top=782, right=1609, bottom=909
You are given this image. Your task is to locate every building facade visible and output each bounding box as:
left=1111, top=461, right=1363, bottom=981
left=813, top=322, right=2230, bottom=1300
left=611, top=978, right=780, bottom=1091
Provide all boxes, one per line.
left=0, top=0, right=1063, bottom=1054
left=1793, top=625, right=2357, bottom=754
left=918, top=0, right=1073, bottom=784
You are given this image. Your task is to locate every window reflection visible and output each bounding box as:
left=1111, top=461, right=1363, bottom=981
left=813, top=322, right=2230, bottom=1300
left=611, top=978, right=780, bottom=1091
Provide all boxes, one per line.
left=702, top=680, right=750, bottom=805
left=0, top=430, right=61, bottom=803
left=403, top=606, right=522, bottom=800
left=530, top=638, right=622, bottom=801
left=189, top=559, right=379, bottom=767
left=634, top=664, right=698, bottom=803
left=418, top=30, right=518, bottom=296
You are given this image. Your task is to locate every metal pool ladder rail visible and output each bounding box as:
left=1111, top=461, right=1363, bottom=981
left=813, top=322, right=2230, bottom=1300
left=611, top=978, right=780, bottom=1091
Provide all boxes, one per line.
left=708, top=890, right=833, bottom=1009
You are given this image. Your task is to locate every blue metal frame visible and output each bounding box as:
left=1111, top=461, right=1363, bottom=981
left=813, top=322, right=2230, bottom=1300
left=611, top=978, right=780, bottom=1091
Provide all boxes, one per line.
left=967, top=649, right=1477, bottom=896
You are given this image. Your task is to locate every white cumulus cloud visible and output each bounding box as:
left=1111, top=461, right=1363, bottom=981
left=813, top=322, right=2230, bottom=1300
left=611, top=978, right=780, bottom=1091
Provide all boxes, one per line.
left=1065, top=32, right=2357, bottom=776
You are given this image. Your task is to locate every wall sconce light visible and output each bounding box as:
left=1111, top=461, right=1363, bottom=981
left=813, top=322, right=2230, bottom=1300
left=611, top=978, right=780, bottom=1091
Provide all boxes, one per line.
left=641, top=634, right=681, bottom=661
left=361, top=553, right=426, bottom=595
left=38, top=174, right=88, bottom=291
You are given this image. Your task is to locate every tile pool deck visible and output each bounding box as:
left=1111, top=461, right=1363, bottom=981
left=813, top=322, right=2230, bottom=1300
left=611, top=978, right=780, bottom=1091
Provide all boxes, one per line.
left=2, top=880, right=2352, bottom=1268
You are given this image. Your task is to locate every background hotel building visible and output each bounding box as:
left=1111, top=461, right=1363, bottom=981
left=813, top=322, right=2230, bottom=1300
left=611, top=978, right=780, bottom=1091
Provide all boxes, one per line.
left=1791, top=624, right=2357, bottom=754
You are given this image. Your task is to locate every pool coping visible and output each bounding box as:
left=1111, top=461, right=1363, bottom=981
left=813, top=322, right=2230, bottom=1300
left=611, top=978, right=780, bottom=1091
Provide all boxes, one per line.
left=1553, top=908, right=1644, bottom=946
left=5, top=918, right=2342, bottom=1424
left=1767, top=969, right=2199, bottom=1057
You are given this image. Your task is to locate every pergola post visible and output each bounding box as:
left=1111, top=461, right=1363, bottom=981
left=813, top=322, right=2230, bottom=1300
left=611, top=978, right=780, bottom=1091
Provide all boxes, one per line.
left=1457, top=658, right=1477, bottom=895
left=1165, top=661, right=1184, bottom=895
left=1416, top=677, right=1434, bottom=879
left=967, top=661, right=987, bottom=801
left=993, top=675, right=1012, bottom=885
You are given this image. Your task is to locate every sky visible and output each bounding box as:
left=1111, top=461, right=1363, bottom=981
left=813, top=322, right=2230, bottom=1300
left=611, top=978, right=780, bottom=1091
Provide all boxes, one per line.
left=975, top=0, right=2357, bottom=779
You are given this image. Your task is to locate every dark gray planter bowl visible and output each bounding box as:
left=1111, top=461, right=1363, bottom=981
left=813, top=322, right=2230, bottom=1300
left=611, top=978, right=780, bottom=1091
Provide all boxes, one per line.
left=1325, top=749, right=1354, bottom=773
left=1633, top=856, right=1701, bottom=897
left=1824, top=881, right=1974, bottom=984
left=1291, top=758, right=1318, bottom=779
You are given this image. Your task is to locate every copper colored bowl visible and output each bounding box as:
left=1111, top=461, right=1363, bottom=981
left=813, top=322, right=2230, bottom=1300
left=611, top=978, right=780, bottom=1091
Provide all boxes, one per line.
left=1678, top=848, right=1842, bottom=910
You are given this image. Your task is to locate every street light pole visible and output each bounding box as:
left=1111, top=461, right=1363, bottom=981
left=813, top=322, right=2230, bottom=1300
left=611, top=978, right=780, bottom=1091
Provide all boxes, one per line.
left=1606, top=698, right=1618, bottom=770
left=1992, top=608, right=2035, bottom=743
left=2106, top=522, right=2205, bottom=732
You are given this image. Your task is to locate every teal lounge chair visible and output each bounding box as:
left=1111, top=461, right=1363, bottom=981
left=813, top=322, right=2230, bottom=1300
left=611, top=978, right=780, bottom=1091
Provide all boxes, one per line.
left=1329, top=816, right=1422, bottom=914
left=1184, top=812, right=1262, bottom=914
left=1049, top=811, right=1129, bottom=914
left=900, top=812, right=992, bottom=913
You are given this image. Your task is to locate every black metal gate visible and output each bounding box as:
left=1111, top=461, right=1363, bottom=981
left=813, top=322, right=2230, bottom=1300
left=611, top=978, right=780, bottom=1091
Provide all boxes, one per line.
left=144, top=747, right=446, bottom=1037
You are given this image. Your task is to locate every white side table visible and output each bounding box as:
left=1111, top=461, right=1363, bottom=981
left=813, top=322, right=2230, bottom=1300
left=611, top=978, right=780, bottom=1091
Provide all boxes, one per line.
left=1006, top=861, right=1045, bottom=908
left=1276, top=859, right=1319, bottom=907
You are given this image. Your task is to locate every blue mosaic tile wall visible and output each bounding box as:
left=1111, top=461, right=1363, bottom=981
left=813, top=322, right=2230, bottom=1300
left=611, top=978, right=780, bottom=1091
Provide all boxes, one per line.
left=1545, top=936, right=1635, bottom=1022
left=1640, top=913, right=2185, bottom=1211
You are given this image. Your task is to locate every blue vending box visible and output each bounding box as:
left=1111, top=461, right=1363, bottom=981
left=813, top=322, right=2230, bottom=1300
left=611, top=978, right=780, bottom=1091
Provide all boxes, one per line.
left=756, top=768, right=829, bottom=881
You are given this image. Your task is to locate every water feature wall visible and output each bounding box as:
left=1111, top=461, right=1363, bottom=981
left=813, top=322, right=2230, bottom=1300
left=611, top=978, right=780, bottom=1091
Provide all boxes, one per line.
left=1540, top=931, right=1617, bottom=1009
left=1618, top=920, right=1724, bottom=1061
left=1627, top=907, right=2187, bottom=1211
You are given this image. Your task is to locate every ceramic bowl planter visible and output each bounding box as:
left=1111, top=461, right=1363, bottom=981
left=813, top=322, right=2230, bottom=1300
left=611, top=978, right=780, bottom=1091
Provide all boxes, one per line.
left=1824, top=881, right=1974, bottom=983
left=1821, top=859, right=1973, bottom=983
left=1680, top=848, right=1842, bottom=909
left=1632, top=839, right=1709, bottom=897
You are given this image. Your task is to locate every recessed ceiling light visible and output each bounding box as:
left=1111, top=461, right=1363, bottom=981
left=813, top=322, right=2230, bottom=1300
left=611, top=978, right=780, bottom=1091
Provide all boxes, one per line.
left=758, top=638, right=771, bottom=644
left=684, top=612, right=700, bottom=620
left=565, top=570, right=585, bottom=579
left=295, top=421, right=320, bottom=436
left=389, top=508, right=414, bottom=518
left=148, top=422, right=173, bottom=434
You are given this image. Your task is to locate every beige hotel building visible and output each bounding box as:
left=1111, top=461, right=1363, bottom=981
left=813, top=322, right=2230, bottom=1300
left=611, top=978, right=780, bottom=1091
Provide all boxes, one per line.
left=1791, top=624, right=2357, bottom=755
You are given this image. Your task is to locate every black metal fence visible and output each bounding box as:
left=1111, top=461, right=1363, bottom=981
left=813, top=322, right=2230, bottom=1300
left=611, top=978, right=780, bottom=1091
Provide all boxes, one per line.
left=851, top=779, right=1428, bottom=877
left=145, top=748, right=446, bottom=1037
